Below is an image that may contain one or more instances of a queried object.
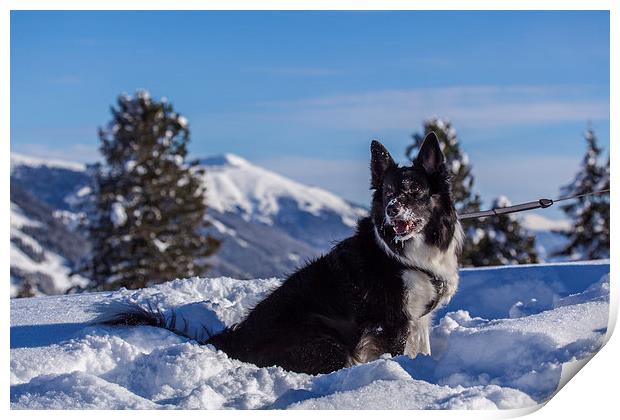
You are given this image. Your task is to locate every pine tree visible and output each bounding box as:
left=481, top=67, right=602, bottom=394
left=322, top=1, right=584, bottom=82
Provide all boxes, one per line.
left=555, top=128, right=609, bottom=259
left=407, top=118, right=538, bottom=266
left=466, top=196, right=539, bottom=266
left=598, top=157, right=610, bottom=251
left=406, top=118, right=479, bottom=212
left=81, top=90, right=219, bottom=290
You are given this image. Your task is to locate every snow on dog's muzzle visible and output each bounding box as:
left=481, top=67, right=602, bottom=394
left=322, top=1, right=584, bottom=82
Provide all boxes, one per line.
left=389, top=217, right=424, bottom=236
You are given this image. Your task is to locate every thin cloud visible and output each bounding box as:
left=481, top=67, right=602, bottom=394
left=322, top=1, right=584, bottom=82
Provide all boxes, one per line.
left=252, top=85, right=609, bottom=130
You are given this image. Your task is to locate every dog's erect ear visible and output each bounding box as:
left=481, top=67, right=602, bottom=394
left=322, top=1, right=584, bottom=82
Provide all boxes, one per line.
left=370, top=140, right=395, bottom=189
left=416, top=132, right=444, bottom=174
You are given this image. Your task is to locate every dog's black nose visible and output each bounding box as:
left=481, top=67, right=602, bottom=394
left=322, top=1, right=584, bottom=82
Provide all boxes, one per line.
left=386, top=204, right=400, bottom=218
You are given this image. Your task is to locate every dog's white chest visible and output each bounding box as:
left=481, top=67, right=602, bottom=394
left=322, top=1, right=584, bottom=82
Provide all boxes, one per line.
left=373, top=222, right=464, bottom=358
left=401, top=269, right=437, bottom=320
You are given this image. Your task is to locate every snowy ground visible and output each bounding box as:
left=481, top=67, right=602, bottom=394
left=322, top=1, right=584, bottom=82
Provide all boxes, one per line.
left=10, top=261, right=610, bottom=410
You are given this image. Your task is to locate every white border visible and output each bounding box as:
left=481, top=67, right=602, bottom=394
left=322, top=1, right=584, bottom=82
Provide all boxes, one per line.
left=3, top=2, right=616, bottom=419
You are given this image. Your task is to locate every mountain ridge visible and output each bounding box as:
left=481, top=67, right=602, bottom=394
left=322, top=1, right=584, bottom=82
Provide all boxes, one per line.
left=10, top=152, right=368, bottom=295
left=9, top=152, right=569, bottom=296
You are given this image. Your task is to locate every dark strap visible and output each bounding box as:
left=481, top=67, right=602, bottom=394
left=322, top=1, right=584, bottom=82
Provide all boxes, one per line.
left=407, top=265, right=445, bottom=317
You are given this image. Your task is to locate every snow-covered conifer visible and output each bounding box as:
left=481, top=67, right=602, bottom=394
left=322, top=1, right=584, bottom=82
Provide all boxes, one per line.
left=79, top=90, right=219, bottom=290
left=598, top=157, right=610, bottom=251
left=466, top=196, right=539, bottom=266
left=555, top=128, right=609, bottom=259
left=407, top=118, right=478, bottom=211
left=407, top=118, right=539, bottom=266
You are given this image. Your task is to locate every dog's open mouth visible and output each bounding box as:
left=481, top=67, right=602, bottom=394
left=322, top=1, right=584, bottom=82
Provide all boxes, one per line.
left=391, top=218, right=423, bottom=236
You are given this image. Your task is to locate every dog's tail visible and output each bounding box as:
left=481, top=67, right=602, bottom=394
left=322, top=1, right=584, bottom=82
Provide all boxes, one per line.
left=91, top=300, right=226, bottom=344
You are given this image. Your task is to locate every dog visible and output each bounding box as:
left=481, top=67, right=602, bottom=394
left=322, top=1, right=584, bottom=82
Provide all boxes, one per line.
left=95, top=132, right=463, bottom=375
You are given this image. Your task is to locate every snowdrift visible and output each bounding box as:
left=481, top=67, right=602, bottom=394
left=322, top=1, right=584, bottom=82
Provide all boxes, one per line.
left=10, top=261, right=610, bottom=410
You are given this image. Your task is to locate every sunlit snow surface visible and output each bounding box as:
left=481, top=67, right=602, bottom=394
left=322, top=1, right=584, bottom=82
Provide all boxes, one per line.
left=10, top=261, right=610, bottom=410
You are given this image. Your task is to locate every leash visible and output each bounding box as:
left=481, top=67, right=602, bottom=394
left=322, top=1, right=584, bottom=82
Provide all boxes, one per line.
left=458, top=188, right=610, bottom=220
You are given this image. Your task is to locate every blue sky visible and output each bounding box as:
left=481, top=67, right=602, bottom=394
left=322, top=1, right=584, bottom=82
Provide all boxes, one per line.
left=11, top=11, right=610, bottom=214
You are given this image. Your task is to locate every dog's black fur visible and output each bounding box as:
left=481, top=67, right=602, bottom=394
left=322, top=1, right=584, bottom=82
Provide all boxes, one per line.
left=97, top=133, right=461, bottom=375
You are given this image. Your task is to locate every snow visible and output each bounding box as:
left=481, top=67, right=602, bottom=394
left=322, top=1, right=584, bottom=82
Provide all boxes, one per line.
left=200, top=154, right=367, bottom=227
left=171, top=154, right=184, bottom=166
left=521, top=214, right=571, bottom=232
left=471, top=227, right=485, bottom=245
left=10, top=202, right=41, bottom=230
left=493, top=195, right=512, bottom=209
left=52, top=209, right=85, bottom=232
left=10, top=152, right=86, bottom=173
left=136, top=89, right=150, bottom=101
left=110, top=202, right=127, bottom=227
left=177, top=115, right=188, bottom=128
left=10, top=261, right=610, bottom=410
left=152, top=238, right=170, bottom=252
left=10, top=203, right=89, bottom=296
left=124, top=160, right=137, bottom=172
left=10, top=240, right=87, bottom=296
left=205, top=214, right=237, bottom=237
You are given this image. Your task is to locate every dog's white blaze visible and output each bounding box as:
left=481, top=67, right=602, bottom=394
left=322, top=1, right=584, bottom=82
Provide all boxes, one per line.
left=373, top=221, right=464, bottom=358
left=401, top=270, right=434, bottom=356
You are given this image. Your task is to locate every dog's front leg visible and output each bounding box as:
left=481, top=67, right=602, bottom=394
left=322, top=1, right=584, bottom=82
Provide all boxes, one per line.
left=403, top=315, right=431, bottom=358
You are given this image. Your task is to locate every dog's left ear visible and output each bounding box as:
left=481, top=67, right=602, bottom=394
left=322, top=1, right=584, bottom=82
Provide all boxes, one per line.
left=416, top=132, right=444, bottom=174
left=370, top=140, right=395, bottom=189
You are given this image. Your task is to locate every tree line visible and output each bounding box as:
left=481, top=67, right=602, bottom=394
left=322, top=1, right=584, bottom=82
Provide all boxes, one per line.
left=73, top=92, right=610, bottom=291
left=406, top=118, right=610, bottom=266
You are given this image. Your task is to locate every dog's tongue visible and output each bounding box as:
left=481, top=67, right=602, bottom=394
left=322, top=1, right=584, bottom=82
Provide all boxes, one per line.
left=393, top=220, right=411, bottom=235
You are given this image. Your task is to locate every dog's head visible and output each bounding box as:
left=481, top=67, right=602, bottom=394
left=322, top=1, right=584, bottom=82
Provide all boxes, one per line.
left=370, top=133, right=457, bottom=253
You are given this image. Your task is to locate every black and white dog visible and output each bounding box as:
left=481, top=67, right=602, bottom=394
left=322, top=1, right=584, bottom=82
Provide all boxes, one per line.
left=96, top=132, right=463, bottom=375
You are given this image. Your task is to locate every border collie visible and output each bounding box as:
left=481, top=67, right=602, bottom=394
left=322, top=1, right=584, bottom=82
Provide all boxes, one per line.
left=95, top=132, right=463, bottom=375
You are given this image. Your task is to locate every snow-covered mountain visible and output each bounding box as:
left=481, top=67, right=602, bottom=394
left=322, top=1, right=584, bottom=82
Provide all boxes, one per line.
left=10, top=153, right=91, bottom=212
left=9, top=152, right=368, bottom=295
left=203, top=154, right=365, bottom=225
left=10, top=152, right=86, bottom=173
left=10, top=184, right=90, bottom=297
left=199, top=154, right=367, bottom=250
